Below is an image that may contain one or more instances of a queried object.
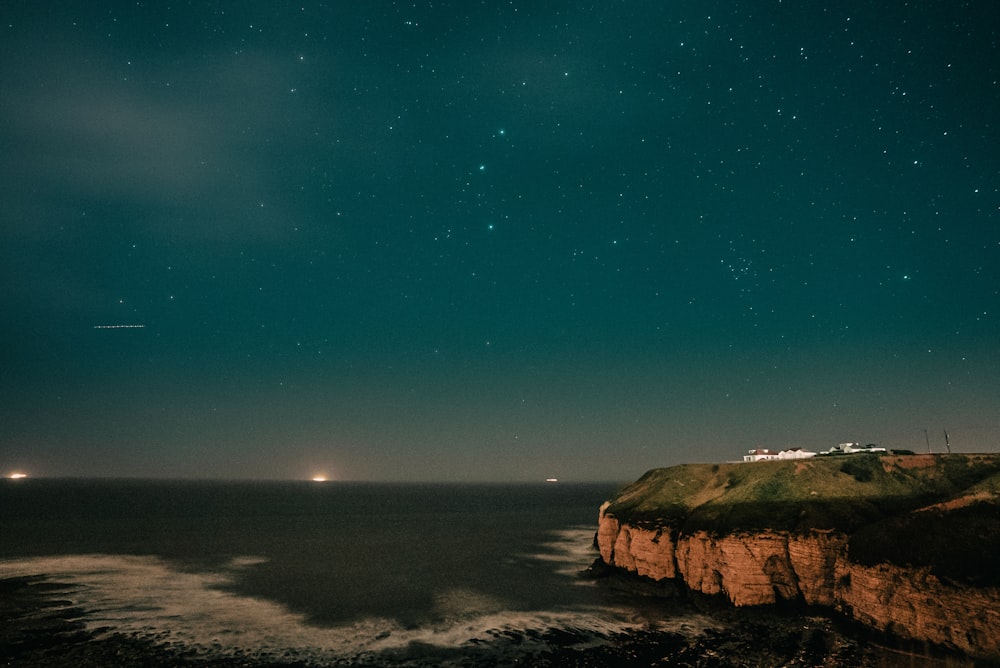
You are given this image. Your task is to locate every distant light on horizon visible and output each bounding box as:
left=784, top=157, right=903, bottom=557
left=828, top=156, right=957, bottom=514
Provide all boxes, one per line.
left=8, top=472, right=28, bottom=479
left=311, top=475, right=328, bottom=482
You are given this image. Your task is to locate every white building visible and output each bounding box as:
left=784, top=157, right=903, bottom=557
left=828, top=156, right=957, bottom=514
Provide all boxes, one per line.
left=820, top=442, right=887, bottom=456
left=778, top=447, right=818, bottom=460
left=744, top=448, right=780, bottom=462
left=743, top=447, right=817, bottom=462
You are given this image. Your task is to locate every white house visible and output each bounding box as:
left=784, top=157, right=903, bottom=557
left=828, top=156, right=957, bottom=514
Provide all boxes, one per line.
left=778, top=447, right=818, bottom=460
left=820, top=442, right=887, bottom=456
left=744, top=448, right=780, bottom=462
left=743, top=447, right=818, bottom=462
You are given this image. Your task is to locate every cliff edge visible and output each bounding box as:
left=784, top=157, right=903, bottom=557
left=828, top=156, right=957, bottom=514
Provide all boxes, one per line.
left=596, top=453, right=1000, bottom=660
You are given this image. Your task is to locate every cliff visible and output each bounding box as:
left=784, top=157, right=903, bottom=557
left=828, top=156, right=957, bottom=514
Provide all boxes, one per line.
left=596, top=453, right=1000, bottom=660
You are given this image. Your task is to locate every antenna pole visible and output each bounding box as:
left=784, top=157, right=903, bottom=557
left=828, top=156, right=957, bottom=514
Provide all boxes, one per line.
left=924, top=429, right=931, bottom=453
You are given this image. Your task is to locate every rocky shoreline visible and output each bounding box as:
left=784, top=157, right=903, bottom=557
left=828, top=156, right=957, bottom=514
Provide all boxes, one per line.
left=1, top=573, right=970, bottom=667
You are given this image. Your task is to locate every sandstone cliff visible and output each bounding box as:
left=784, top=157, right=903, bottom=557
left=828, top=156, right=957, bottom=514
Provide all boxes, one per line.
left=596, top=453, right=1000, bottom=660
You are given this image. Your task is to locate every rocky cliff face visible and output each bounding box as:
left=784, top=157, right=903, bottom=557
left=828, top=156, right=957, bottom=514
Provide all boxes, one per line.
left=596, top=502, right=677, bottom=581
left=597, top=504, right=1000, bottom=659
left=598, top=504, right=847, bottom=607
left=837, top=561, right=1000, bottom=659
left=674, top=529, right=847, bottom=607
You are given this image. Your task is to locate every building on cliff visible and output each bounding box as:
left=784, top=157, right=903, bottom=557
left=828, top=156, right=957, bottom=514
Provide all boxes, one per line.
left=743, top=447, right=817, bottom=462
left=819, top=442, right=887, bottom=456
left=744, top=448, right=779, bottom=462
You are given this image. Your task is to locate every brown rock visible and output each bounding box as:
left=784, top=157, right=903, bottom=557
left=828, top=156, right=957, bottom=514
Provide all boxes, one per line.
left=676, top=531, right=797, bottom=606
left=787, top=530, right=847, bottom=606
left=597, top=504, right=677, bottom=581
left=836, top=562, right=1000, bottom=659
left=596, top=503, right=1000, bottom=661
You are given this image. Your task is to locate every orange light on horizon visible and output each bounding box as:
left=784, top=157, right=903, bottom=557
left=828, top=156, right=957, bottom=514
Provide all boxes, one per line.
left=311, top=475, right=328, bottom=482
left=8, top=472, right=28, bottom=479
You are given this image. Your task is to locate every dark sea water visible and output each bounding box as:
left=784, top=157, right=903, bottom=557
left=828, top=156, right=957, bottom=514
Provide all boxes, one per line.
left=0, top=479, right=968, bottom=666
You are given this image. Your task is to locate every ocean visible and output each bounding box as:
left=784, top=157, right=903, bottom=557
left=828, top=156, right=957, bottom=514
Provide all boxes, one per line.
left=0, top=479, right=955, bottom=666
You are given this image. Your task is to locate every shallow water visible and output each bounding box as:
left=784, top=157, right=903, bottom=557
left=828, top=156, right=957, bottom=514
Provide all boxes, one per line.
left=0, top=480, right=693, bottom=662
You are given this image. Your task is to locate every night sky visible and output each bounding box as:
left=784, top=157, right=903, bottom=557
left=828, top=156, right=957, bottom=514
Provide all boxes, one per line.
left=2, top=2, right=999, bottom=482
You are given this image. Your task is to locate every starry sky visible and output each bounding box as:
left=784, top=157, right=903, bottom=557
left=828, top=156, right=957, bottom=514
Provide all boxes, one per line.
left=2, top=1, right=999, bottom=482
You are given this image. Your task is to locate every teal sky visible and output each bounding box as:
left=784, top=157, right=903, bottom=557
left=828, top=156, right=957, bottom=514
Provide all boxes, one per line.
left=2, top=1, right=999, bottom=481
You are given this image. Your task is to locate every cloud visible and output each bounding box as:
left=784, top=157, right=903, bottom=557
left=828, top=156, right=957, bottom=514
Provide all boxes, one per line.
left=0, top=40, right=320, bottom=335
left=0, top=44, right=302, bottom=243
left=11, top=84, right=217, bottom=201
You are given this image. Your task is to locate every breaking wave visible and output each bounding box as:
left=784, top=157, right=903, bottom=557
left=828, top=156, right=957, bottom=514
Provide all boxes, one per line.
left=0, top=540, right=717, bottom=665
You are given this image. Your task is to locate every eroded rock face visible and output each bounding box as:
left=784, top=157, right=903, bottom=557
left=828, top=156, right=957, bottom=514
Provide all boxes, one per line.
left=598, top=505, right=846, bottom=607
left=674, top=530, right=831, bottom=606
left=596, top=503, right=676, bottom=580
left=596, top=504, right=1000, bottom=660
left=787, top=530, right=847, bottom=607
left=836, top=562, right=1000, bottom=659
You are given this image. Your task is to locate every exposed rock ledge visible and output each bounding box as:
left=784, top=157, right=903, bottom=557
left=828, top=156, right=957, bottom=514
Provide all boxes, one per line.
left=596, top=454, right=1000, bottom=661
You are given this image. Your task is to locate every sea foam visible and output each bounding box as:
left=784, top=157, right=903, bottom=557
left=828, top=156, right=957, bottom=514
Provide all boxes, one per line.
left=0, top=547, right=717, bottom=664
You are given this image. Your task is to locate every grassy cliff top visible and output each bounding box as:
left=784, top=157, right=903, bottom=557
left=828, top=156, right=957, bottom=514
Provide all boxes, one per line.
left=604, top=453, right=1000, bottom=535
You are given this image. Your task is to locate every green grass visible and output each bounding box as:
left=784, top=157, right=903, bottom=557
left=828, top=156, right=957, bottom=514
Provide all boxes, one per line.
left=604, top=454, right=1000, bottom=534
